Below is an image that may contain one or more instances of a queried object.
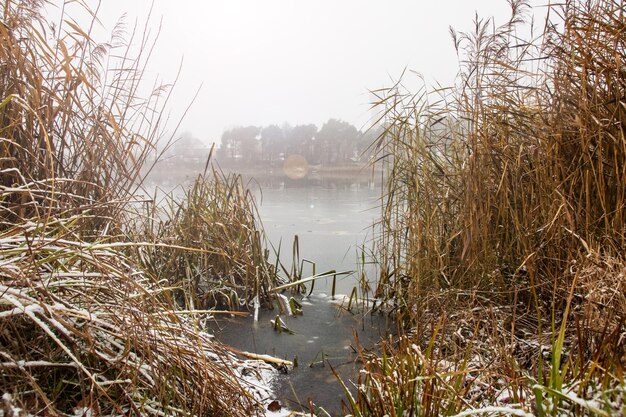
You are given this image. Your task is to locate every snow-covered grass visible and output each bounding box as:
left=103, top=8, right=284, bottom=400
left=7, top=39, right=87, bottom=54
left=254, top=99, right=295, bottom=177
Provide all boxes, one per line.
left=0, top=1, right=289, bottom=415
left=0, top=221, right=278, bottom=416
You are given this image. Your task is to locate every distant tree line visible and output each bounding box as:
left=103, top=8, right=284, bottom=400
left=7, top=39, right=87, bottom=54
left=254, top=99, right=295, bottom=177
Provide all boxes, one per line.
left=217, top=119, right=382, bottom=166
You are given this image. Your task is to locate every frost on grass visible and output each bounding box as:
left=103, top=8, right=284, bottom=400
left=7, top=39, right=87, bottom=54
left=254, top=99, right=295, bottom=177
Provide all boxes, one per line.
left=0, top=224, right=275, bottom=417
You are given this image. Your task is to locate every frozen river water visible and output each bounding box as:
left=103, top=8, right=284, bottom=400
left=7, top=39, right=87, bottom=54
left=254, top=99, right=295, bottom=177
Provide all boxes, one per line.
left=212, top=174, right=394, bottom=415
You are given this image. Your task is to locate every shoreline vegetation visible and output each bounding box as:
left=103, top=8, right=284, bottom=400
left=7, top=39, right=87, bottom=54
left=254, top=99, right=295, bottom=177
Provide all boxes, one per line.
left=0, top=1, right=624, bottom=417
left=0, top=2, right=283, bottom=416
left=346, top=0, right=625, bottom=416
left=144, top=160, right=381, bottom=187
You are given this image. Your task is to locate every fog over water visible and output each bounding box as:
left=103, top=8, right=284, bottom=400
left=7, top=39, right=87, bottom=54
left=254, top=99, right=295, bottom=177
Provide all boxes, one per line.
left=48, top=0, right=545, bottom=145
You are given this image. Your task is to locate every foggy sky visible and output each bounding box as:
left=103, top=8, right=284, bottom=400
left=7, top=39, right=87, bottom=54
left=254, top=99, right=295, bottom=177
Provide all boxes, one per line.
left=49, top=0, right=546, bottom=145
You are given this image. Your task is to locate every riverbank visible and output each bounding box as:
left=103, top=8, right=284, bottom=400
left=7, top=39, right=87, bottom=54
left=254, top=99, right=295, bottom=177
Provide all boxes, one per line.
left=144, top=159, right=381, bottom=186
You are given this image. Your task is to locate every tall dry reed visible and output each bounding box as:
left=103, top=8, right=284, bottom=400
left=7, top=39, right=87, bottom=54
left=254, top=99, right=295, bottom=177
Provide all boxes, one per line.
left=357, top=0, right=625, bottom=415
left=373, top=0, right=625, bottom=325
left=0, top=0, right=166, bottom=235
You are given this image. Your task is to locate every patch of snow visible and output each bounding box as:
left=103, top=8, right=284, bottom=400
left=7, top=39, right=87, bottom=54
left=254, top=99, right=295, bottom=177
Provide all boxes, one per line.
left=234, top=359, right=297, bottom=416
left=449, top=405, right=533, bottom=417
left=71, top=407, right=94, bottom=417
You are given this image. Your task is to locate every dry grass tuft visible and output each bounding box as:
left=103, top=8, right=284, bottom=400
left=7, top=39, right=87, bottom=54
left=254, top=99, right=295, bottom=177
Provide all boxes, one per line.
left=575, top=252, right=626, bottom=332
left=0, top=220, right=262, bottom=416
left=133, top=166, right=279, bottom=311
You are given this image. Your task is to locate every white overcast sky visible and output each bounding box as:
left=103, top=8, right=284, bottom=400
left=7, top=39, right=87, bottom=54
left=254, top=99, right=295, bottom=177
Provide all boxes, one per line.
left=46, top=0, right=547, bottom=145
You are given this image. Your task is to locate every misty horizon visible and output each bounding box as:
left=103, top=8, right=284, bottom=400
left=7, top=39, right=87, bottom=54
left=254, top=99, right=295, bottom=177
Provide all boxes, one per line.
left=44, top=0, right=545, bottom=146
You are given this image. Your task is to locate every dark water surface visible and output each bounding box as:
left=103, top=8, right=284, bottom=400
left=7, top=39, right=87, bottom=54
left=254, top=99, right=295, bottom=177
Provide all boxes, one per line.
left=212, top=295, right=394, bottom=415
